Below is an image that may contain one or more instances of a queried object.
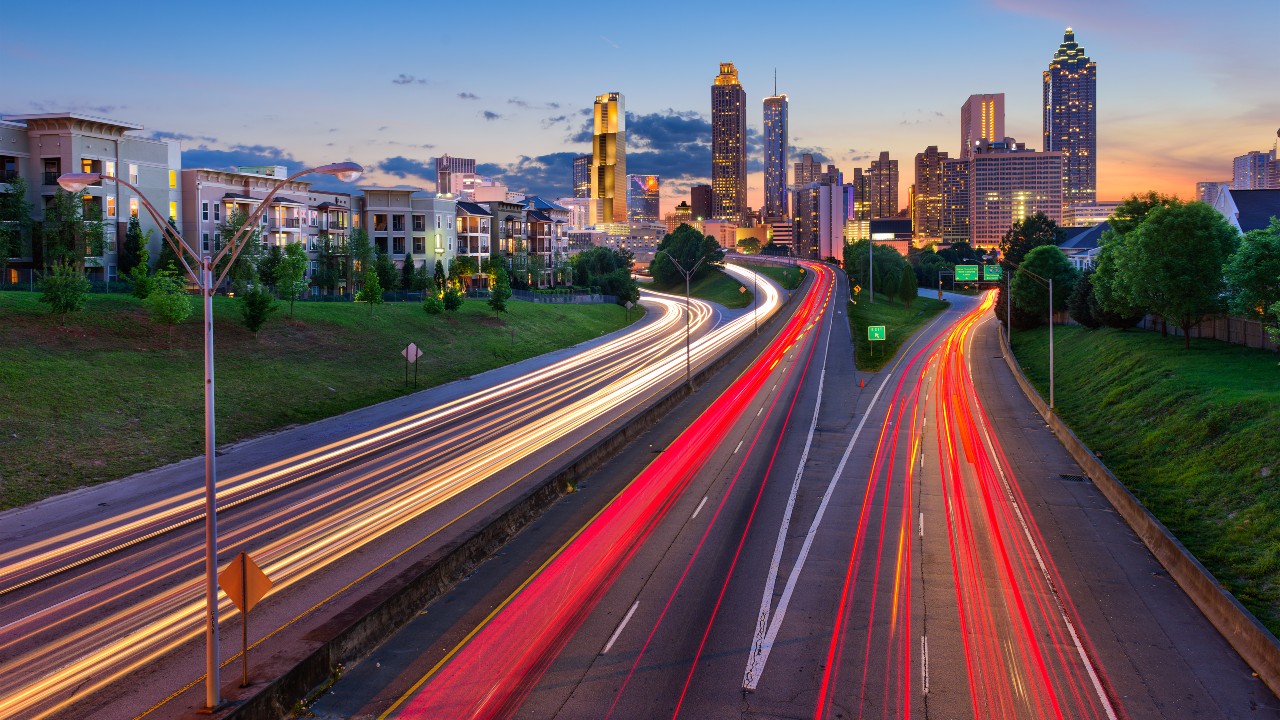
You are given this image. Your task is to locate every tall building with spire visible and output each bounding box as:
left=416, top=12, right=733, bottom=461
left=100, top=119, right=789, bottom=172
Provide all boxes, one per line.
left=591, top=91, right=626, bottom=224
left=711, top=62, right=747, bottom=222
left=960, top=94, right=1004, bottom=159
left=763, top=80, right=789, bottom=220
left=1043, top=28, right=1097, bottom=208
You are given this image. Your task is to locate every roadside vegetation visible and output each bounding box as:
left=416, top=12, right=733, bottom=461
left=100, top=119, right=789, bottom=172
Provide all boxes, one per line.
left=649, top=224, right=751, bottom=309
left=0, top=291, right=637, bottom=509
left=846, top=294, right=949, bottom=371
left=741, top=263, right=805, bottom=291
left=1011, top=325, right=1280, bottom=633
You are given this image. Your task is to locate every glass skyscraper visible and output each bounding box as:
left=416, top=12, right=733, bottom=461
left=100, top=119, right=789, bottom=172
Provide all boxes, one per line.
left=711, top=63, right=747, bottom=222
left=763, top=93, right=789, bottom=220
left=1043, top=28, right=1097, bottom=208
left=627, top=174, right=660, bottom=223
left=573, top=154, right=591, bottom=198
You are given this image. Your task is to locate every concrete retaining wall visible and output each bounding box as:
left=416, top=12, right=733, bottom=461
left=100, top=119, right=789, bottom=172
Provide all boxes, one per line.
left=998, top=324, right=1280, bottom=699
left=222, top=276, right=807, bottom=720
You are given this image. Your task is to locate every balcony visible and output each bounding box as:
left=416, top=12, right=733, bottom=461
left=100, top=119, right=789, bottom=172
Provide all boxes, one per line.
left=44, top=172, right=60, bottom=186
left=274, top=218, right=302, bottom=230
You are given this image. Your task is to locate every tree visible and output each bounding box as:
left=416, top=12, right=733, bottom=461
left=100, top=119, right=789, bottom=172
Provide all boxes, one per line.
left=1224, top=218, right=1280, bottom=327
left=257, top=244, right=284, bottom=288
left=126, top=246, right=154, bottom=299
left=897, top=264, right=918, bottom=306
left=118, top=215, right=145, bottom=277
left=373, top=250, right=399, bottom=292
left=155, top=231, right=182, bottom=273
left=936, top=241, right=983, bottom=265
left=313, top=233, right=346, bottom=295
left=452, top=256, right=478, bottom=290
left=423, top=293, right=444, bottom=314
left=996, top=213, right=1063, bottom=327
left=144, top=265, right=193, bottom=345
left=1011, top=245, right=1077, bottom=327
left=411, top=258, right=431, bottom=292
left=570, top=246, right=638, bottom=305
left=650, top=224, right=724, bottom=288
left=39, top=260, right=90, bottom=323
left=0, top=176, right=35, bottom=280
left=488, top=262, right=512, bottom=315
left=40, top=189, right=105, bottom=271
left=1091, top=192, right=1178, bottom=328
left=1114, top=201, right=1239, bottom=349
left=401, top=251, right=416, bottom=292
left=736, top=236, right=762, bottom=255
left=443, top=286, right=464, bottom=312
left=275, top=242, right=310, bottom=319
left=843, top=239, right=905, bottom=300
left=1107, top=191, right=1177, bottom=236
left=1067, top=270, right=1102, bottom=329
left=216, top=209, right=263, bottom=293
left=356, top=269, right=383, bottom=314
left=433, top=259, right=446, bottom=296
left=239, top=287, right=276, bottom=332
left=347, top=228, right=373, bottom=291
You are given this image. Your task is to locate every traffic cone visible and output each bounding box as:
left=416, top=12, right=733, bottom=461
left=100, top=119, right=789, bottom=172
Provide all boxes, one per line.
left=858, top=377, right=866, bottom=388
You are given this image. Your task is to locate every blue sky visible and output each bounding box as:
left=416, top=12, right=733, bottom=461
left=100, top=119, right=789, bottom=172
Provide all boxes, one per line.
left=3, top=0, right=1276, bottom=212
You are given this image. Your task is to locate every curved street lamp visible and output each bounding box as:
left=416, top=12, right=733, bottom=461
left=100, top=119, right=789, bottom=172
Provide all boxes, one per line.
left=59, top=161, right=362, bottom=711
left=655, top=249, right=707, bottom=390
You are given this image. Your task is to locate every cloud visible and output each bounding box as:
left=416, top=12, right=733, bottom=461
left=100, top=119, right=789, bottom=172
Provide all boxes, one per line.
left=600, top=36, right=620, bottom=48
left=28, top=101, right=124, bottom=115
left=458, top=92, right=480, bottom=100
left=392, top=74, right=428, bottom=85
left=792, top=147, right=832, bottom=165
left=147, top=130, right=218, bottom=144
left=475, top=152, right=579, bottom=198
left=182, top=143, right=297, bottom=172
left=508, top=98, right=530, bottom=108
left=482, top=111, right=502, bottom=121
left=377, top=156, right=434, bottom=181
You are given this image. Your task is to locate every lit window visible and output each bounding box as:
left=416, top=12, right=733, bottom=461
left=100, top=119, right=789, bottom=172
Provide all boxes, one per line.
left=169, top=170, right=177, bottom=189
left=129, top=198, right=139, bottom=218
left=104, top=161, right=116, bottom=178
left=169, top=201, right=178, bottom=222
left=129, top=164, right=138, bottom=185
left=106, top=197, right=117, bottom=218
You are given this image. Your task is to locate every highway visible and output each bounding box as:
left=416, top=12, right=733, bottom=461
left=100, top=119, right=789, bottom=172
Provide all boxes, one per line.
left=329, top=268, right=1279, bottom=720
left=0, top=265, right=781, bottom=720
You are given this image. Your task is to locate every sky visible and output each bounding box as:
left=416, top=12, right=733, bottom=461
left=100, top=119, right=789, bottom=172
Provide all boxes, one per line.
left=3, top=0, right=1277, bottom=215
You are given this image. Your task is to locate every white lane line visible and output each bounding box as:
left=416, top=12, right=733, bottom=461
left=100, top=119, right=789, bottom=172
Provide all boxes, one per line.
left=968, top=316, right=1119, bottom=720
left=921, top=635, right=930, bottom=695
left=919, top=512, right=924, bottom=539
left=602, top=601, right=640, bottom=655
left=734, top=440, right=744, bottom=454
left=756, top=407, right=762, bottom=417
left=691, top=495, right=708, bottom=520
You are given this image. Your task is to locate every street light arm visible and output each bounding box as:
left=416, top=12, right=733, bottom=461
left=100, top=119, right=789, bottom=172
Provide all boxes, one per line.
left=94, top=174, right=203, bottom=285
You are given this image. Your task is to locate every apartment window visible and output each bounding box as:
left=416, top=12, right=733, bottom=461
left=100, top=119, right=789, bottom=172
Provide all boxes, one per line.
left=129, top=164, right=138, bottom=185
left=392, top=237, right=405, bottom=255
left=373, top=214, right=388, bottom=232
left=392, top=215, right=405, bottom=232
left=202, top=233, right=210, bottom=252
left=214, top=232, right=221, bottom=249
left=0, top=155, right=17, bottom=182
left=107, top=264, right=117, bottom=282
left=104, top=161, right=115, bottom=178
left=202, top=202, right=209, bottom=221
left=374, top=237, right=387, bottom=254
left=436, top=215, right=443, bottom=229
left=309, top=260, right=317, bottom=277
left=412, top=215, right=425, bottom=232
left=413, top=237, right=425, bottom=254
left=106, top=196, right=117, bottom=218
left=43, top=158, right=61, bottom=186
left=308, top=235, right=317, bottom=251
left=435, top=235, right=443, bottom=251
left=169, top=170, right=176, bottom=189
left=129, top=198, right=139, bottom=218
left=214, top=203, right=222, bottom=222
left=169, top=201, right=178, bottom=222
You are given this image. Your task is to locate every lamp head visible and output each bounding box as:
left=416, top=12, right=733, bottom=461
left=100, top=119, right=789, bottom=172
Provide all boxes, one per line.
left=58, top=172, right=101, bottom=192
left=313, top=162, right=363, bottom=183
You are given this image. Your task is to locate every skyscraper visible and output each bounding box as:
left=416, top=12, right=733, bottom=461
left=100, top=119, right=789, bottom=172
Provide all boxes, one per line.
left=690, top=184, right=712, bottom=220
left=869, top=151, right=898, bottom=219
left=960, top=94, right=1005, bottom=159
left=627, top=174, right=661, bottom=223
left=1043, top=28, right=1097, bottom=208
left=591, top=91, right=626, bottom=224
left=1232, top=149, right=1278, bottom=190
left=913, top=146, right=948, bottom=242
left=969, top=139, right=1064, bottom=247
left=573, top=154, right=591, bottom=198
left=794, top=153, right=822, bottom=190
left=941, top=158, right=970, bottom=244
left=436, top=154, right=476, bottom=195
left=763, top=92, right=789, bottom=220
left=711, top=62, right=747, bottom=222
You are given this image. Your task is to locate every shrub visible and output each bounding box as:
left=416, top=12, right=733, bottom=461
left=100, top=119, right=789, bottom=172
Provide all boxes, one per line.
left=239, top=287, right=276, bottom=332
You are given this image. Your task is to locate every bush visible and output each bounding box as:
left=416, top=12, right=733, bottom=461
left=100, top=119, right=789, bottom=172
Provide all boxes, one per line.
left=39, top=261, right=91, bottom=323
left=239, top=287, right=276, bottom=332
left=144, top=266, right=194, bottom=340
left=443, top=286, right=464, bottom=312
left=423, top=293, right=444, bottom=314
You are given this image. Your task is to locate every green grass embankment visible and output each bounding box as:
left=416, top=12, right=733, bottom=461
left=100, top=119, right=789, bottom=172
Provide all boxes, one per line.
left=652, top=268, right=751, bottom=309
left=1011, top=326, right=1280, bottom=632
left=0, top=291, right=638, bottom=509
left=847, top=293, right=949, bottom=371
left=741, top=263, right=805, bottom=291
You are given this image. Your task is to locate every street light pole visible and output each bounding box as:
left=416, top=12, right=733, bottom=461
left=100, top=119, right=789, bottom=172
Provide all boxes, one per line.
left=1049, top=278, right=1054, bottom=409
left=656, top=250, right=707, bottom=390
left=59, top=161, right=362, bottom=711
left=1007, top=260, right=1056, bottom=411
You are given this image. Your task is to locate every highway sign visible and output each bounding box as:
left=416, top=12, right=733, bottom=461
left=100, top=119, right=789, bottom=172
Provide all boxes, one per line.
left=868, top=325, right=886, bottom=341
left=955, top=265, right=979, bottom=282
left=219, top=552, right=273, bottom=687
left=402, top=342, right=422, bottom=363
left=853, top=284, right=862, bottom=295
left=983, top=265, right=1003, bottom=281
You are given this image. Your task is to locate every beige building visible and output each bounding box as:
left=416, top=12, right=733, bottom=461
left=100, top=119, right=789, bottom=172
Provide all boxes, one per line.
left=912, top=146, right=948, bottom=244
left=1, top=112, right=180, bottom=282
left=359, top=186, right=457, bottom=274
left=968, top=139, right=1063, bottom=247
left=959, top=94, right=1005, bottom=159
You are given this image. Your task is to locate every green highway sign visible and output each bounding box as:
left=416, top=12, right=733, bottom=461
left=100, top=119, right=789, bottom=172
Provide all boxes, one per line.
left=868, top=325, right=886, bottom=341
left=983, top=264, right=1003, bottom=281
left=955, top=265, right=979, bottom=282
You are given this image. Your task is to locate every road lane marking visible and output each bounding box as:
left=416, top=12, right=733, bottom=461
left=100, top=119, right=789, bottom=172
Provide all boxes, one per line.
left=734, top=440, right=744, bottom=454
left=756, top=408, right=762, bottom=417
left=919, top=512, right=924, bottom=539
left=691, top=495, right=708, bottom=520
left=921, top=635, right=929, bottom=695
left=602, top=601, right=639, bottom=654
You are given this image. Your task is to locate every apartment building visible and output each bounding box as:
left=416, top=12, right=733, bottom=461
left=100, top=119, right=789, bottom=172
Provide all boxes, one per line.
left=359, top=186, right=457, bottom=276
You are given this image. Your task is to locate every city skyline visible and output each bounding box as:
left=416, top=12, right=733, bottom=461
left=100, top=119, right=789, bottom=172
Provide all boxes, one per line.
left=3, top=0, right=1275, bottom=215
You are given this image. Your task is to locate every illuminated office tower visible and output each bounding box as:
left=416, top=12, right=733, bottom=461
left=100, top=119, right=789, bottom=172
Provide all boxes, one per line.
left=869, top=151, right=898, bottom=218
left=913, top=146, right=948, bottom=243
left=794, top=153, right=821, bottom=190
left=711, top=62, right=747, bottom=222
left=1043, top=28, right=1097, bottom=208
left=573, top=154, right=591, bottom=198
left=763, top=92, right=789, bottom=219
left=969, top=139, right=1063, bottom=247
left=960, top=94, right=1005, bottom=159
left=591, top=92, right=626, bottom=224
left=941, top=158, right=971, bottom=244
left=627, top=174, right=660, bottom=223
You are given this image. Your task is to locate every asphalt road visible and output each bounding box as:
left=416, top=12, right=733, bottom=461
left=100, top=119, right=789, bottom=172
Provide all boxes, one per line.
left=333, top=278, right=1280, bottom=720
left=0, top=270, right=783, bottom=720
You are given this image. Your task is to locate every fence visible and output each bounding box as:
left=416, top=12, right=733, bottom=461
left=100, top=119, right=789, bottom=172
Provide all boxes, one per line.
left=1136, top=313, right=1277, bottom=352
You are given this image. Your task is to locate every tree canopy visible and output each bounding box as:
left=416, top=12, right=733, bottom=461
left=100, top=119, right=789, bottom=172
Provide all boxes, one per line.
left=1010, top=245, right=1077, bottom=325
left=650, top=224, right=724, bottom=288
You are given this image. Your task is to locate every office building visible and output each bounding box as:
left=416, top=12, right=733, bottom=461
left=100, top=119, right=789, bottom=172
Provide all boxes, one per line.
left=573, top=154, right=591, bottom=198
left=969, top=139, right=1063, bottom=247
left=941, top=158, right=971, bottom=244
left=1043, top=28, right=1098, bottom=208
left=960, top=94, right=1005, bottom=159
left=794, top=153, right=822, bottom=190
left=711, top=62, right=747, bottom=222
left=590, top=92, right=626, bottom=224
left=1197, top=181, right=1228, bottom=206
left=1232, top=149, right=1278, bottom=190
left=665, top=200, right=693, bottom=232
left=763, top=93, right=789, bottom=219
left=869, top=151, right=898, bottom=218
left=912, top=146, right=948, bottom=243
left=794, top=180, right=845, bottom=261
left=1063, top=200, right=1121, bottom=227
left=435, top=154, right=475, bottom=195
left=690, top=184, right=712, bottom=220
left=627, top=174, right=660, bottom=223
